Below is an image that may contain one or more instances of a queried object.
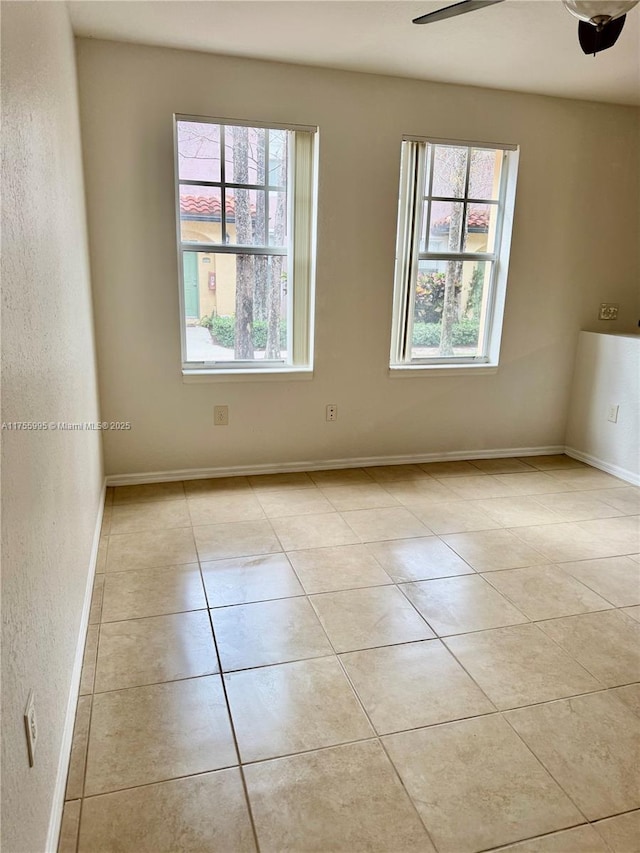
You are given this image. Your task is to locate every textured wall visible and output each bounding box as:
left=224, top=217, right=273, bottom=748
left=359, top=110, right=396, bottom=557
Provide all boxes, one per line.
left=76, top=40, right=640, bottom=477
left=567, top=332, right=640, bottom=481
left=1, top=4, right=103, bottom=851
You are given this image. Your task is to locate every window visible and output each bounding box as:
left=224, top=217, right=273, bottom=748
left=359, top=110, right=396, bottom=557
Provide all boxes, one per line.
left=174, top=116, right=317, bottom=373
left=391, top=137, right=519, bottom=369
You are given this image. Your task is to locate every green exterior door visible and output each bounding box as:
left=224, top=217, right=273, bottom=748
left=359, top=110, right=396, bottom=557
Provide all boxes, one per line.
left=183, top=253, right=199, bottom=319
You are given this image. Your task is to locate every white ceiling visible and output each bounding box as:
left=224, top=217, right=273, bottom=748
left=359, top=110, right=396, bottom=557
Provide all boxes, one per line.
left=68, top=0, right=640, bottom=105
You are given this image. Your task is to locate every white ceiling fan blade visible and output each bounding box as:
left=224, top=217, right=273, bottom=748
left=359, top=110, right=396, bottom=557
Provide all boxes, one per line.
left=413, top=0, right=505, bottom=26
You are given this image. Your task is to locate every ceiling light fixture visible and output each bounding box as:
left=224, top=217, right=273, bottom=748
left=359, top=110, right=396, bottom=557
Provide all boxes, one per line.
left=562, top=0, right=639, bottom=52
left=562, top=0, right=638, bottom=28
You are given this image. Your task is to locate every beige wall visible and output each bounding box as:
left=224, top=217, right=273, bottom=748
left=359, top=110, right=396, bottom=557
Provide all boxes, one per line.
left=1, top=4, right=103, bottom=851
left=566, top=332, right=640, bottom=482
left=76, top=39, right=640, bottom=477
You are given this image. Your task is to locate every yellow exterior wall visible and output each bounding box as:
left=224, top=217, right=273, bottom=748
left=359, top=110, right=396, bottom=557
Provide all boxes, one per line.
left=181, top=219, right=238, bottom=319
left=460, top=231, right=487, bottom=317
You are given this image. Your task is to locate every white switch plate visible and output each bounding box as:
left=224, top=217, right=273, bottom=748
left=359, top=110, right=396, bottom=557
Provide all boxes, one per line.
left=607, top=405, right=619, bottom=423
left=599, top=303, right=619, bottom=320
left=326, top=404, right=337, bottom=422
left=214, top=405, right=229, bottom=426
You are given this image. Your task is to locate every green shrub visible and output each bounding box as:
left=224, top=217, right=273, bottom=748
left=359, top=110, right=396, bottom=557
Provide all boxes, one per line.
left=412, top=323, right=441, bottom=347
left=412, top=320, right=479, bottom=348
left=210, top=315, right=236, bottom=347
left=452, top=320, right=481, bottom=346
left=208, top=315, right=286, bottom=350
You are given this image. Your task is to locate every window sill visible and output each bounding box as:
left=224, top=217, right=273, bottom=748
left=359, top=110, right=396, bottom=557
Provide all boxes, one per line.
left=389, top=363, right=499, bottom=378
left=182, top=367, right=314, bottom=383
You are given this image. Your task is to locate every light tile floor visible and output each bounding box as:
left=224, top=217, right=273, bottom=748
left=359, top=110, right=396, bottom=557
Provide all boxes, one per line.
left=59, top=456, right=640, bottom=853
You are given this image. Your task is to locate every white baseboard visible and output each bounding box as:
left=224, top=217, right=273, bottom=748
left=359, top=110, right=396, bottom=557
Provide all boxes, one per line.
left=565, top=447, right=640, bottom=487
left=105, top=445, right=566, bottom=486
left=45, top=480, right=106, bottom=853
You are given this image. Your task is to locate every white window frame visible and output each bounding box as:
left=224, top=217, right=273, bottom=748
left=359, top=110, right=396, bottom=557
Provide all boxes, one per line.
left=390, top=136, right=519, bottom=372
left=173, top=114, right=318, bottom=376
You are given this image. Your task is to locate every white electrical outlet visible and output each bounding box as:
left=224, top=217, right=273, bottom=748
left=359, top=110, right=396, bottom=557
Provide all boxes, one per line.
left=599, top=303, right=619, bottom=320
left=326, top=404, right=337, bottom=422
left=607, top=404, right=619, bottom=424
left=214, top=405, right=229, bottom=426
left=24, top=691, right=37, bottom=767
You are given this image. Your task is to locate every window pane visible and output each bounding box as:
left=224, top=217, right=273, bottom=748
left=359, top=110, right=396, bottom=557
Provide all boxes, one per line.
left=428, top=200, right=465, bottom=252
left=411, top=260, right=490, bottom=359
left=251, top=127, right=267, bottom=185
left=466, top=203, right=498, bottom=253
left=419, top=201, right=430, bottom=252
left=183, top=252, right=288, bottom=363
left=224, top=125, right=266, bottom=185
left=268, top=192, right=287, bottom=247
left=179, top=185, right=223, bottom=244
left=431, top=145, right=468, bottom=198
left=177, top=121, right=221, bottom=182
left=469, top=148, right=502, bottom=200
left=268, top=130, right=288, bottom=186
left=226, top=188, right=265, bottom=247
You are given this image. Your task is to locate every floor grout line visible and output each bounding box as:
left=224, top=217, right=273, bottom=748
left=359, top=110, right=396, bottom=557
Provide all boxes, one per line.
left=500, top=709, right=594, bottom=827
left=66, top=464, right=639, bottom=851
left=199, top=563, right=263, bottom=853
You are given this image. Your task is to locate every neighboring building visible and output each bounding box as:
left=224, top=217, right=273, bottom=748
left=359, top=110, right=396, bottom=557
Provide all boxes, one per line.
left=181, top=196, right=492, bottom=325
left=179, top=194, right=250, bottom=321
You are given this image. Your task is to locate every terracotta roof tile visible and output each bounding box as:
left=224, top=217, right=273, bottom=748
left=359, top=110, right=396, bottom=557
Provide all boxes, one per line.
left=432, top=210, right=490, bottom=231
left=180, top=195, right=256, bottom=217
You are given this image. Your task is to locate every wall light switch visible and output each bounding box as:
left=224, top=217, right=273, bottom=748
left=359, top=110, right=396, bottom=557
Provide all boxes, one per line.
left=599, top=303, right=619, bottom=320
left=607, top=405, right=619, bottom=423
